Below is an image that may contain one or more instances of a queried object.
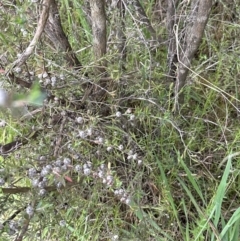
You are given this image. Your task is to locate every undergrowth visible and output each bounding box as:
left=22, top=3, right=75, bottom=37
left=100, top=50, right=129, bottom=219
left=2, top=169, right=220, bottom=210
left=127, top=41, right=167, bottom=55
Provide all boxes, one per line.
left=0, top=1, right=240, bottom=241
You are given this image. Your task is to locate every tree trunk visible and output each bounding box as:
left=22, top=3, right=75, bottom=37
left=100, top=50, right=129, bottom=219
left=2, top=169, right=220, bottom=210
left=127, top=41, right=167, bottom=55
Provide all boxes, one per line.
left=174, top=0, right=212, bottom=111
left=90, top=0, right=107, bottom=73
left=44, top=0, right=82, bottom=69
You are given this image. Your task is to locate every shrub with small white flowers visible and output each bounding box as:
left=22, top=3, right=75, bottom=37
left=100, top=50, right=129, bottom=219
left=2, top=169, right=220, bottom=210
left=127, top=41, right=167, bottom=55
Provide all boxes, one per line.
left=0, top=21, right=151, bottom=239
left=26, top=205, right=34, bottom=217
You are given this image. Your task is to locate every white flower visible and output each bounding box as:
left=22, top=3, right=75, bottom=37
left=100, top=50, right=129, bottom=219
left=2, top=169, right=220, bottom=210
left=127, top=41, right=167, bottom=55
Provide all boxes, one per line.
left=63, top=157, right=71, bottom=165
left=126, top=108, right=132, bottom=114
left=98, top=170, right=104, bottom=178
left=76, top=117, right=84, bottom=124
left=31, top=179, right=39, bottom=187
left=38, top=181, right=46, bottom=189
left=22, top=30, right=28, bottom=37
left=14, top=67, right=22, bottom=73
left=118, top=144, right=124, bottom=151
left=86, top=127, right=93, bottom=136
left=39, top=189, right=46, bottom=196
left=127, top=155, right=133, bottom=160
left=42, top=72, right=48, bottom=78
left=56, top=182, right=63, bottom=189
left=39, top=155, right=46, bottom=162
left=115, top=111, right=121, bottom=117
left=61, top=111, right=66, bottom=116
left=51, top=76, right=57, bottom=86
left=45, top=164, right=52, bottom=171
left=132, top=153, right=138, bottom=160
left=125, top=198, right=131, bottom=205
left=28, top=168, right=37, bottom=178
left=106, top=175, right=113, bottom=186
left=74, top=164, right=82, bottom=173
left=55, top=159, right=62, bottom=167
left=44, top=78, right=51, bottom=85
left=59, top=220, right=66, bottom=227
left=102, top=178, right=107, bottom=184
left=78, top=130, right=86, bottom=139
left=107, top=146, right=112, bottom=152
left=41, top=167, right=49, bottom=177
left=97, top=136, right=104, bottom=144
left=129, top=114, right=135, bottom=121
left=111, top=235, right=119, bottom=241
left=83, top=168, right=91, bottom=176
left=26, top=205, right=34, bottom=216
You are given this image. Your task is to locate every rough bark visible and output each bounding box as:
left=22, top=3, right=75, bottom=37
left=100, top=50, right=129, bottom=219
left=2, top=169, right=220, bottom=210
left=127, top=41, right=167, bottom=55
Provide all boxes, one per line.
left=174, top=0, right=212, bottom=110
left=129, top=0, right=160, bottom=43
left=166, top=0, right=178, bottom=81
left=89, top=0, right=107, bottom=73
left=44, top=0, right=82, bottom=69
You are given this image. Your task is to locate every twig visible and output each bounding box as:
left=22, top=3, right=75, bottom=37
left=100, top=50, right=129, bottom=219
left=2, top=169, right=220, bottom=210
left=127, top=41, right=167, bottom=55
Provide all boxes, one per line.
left=54, top=116, right=67, bottom=157
left=0, top=129, right=42, bottom=156
left=7, top=0, right=51, bottom=71
left=2, top=207, right=26, bottom=228
left=14, top=201, right=37, bottom=241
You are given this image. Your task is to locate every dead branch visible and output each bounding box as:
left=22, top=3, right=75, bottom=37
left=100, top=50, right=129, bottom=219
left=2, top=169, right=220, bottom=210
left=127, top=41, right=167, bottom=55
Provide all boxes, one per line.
left=53, top=116, right=67, bottom=157
left=8, top=73, right=32, bottom=89
left=8, top=0, right=51, bottom=71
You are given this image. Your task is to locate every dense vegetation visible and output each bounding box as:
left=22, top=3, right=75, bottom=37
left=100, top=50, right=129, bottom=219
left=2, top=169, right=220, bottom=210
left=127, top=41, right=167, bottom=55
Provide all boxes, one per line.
left=0, top=1, right=240, bottom=240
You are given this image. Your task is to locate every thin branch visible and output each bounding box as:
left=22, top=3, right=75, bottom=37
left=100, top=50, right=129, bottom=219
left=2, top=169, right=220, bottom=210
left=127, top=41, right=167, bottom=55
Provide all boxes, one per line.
left=2, top=207, right=25, bottom=228
left=8, top=0, right=51, bottom=71
left=53, top=116, right=67, bottom=157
